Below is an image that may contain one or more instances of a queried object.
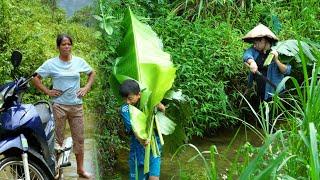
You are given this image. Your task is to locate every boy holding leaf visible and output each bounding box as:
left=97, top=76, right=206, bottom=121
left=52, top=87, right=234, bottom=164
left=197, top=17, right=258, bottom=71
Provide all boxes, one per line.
left=119, top=79, right=164, bottom=180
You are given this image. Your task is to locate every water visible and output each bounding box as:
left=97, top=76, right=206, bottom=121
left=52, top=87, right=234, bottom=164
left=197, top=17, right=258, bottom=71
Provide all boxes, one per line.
left=57, top=0, right=93, bottom=17
left=114, top=126, right=261, bottom=179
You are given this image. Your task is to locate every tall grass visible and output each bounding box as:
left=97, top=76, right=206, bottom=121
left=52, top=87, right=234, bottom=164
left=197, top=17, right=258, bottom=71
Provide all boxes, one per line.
left=238, top=43, right=320, bottom=178
left=172, top=44, right=320, bottom=179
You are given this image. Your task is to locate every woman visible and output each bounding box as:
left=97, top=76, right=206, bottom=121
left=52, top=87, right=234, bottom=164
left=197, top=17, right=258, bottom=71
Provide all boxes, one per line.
left=242, top=24, right=291, bottom=102
left=33, top=34, right=95, bottom=178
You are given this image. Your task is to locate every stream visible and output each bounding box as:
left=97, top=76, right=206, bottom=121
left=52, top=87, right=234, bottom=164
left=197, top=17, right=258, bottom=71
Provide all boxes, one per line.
left=114, top=126, right=261, bottom=179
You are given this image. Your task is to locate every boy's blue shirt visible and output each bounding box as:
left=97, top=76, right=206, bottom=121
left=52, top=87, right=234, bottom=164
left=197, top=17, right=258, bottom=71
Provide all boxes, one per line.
left=120, top=103, right=162, bottom=165
left=120, top=103, right=145, bottom=165
left=120, top=103, right=162, bottom=179
left=243, top=47, right=292, bottom=100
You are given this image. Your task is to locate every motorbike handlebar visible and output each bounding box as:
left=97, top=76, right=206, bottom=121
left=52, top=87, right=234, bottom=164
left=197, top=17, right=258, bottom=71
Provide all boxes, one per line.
left=17, top=73, right=37, bottom=88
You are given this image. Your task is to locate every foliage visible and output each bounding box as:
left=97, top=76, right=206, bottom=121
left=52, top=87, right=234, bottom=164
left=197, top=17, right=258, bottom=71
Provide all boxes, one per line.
left=264, top=40, right=319, bottom=66
left=152, top=17, right=245, bottom=136
left=0, top=0, right=103, bottom=175
left=109, top=8, right=177, bottom=173
left=95, top=0, right=320, bottom=177
left=91, top=1, right=126, bottom=175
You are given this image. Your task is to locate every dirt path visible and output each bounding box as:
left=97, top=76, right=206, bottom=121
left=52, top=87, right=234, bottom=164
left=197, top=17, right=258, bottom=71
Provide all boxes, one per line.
left=62, top=109, right=96, bottom=180
left=63, top=139, right=96, bottom=180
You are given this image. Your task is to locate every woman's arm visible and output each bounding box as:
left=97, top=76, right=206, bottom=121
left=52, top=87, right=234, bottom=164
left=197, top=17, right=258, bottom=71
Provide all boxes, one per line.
left=77, top=71, right=96, bottom=97
left=245, top=58, right=258, bottom=73
left=32, top=74, right=61, bottom=97
left=271, top=50, right=288, bottom=74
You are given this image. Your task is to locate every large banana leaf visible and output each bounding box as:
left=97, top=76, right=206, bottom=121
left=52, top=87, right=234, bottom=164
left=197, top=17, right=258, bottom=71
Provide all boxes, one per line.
left=110, top=8, right=176, bottom=174
left=129, top=105, right=148, bottom=140
left=264, top=40, right=317, bottom=66
left=113, top=9, right=176, bottom=113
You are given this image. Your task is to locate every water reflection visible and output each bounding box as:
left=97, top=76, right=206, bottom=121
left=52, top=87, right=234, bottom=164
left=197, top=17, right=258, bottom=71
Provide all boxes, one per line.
left=58, top=0, right=93, bottom=17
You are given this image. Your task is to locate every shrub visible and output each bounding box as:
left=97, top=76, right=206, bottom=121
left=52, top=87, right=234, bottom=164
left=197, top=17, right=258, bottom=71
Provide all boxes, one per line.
left=152, top=17, right=246, bottom=136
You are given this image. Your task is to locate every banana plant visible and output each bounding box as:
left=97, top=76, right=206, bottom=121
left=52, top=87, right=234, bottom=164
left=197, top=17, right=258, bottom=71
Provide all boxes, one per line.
left=109, top=8, right=177, bottom=173
left=264, top=39, right=317, bottom=66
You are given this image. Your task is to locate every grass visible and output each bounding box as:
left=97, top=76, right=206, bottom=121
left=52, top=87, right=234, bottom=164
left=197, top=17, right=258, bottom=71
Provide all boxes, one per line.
left=171, top=43, right=320, bottom=179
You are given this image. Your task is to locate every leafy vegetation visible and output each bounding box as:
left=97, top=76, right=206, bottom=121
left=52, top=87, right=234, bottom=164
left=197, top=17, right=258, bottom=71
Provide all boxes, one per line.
left=2, top=0, right=320, bottom=179
left=0, top=0, right=101, bottom=176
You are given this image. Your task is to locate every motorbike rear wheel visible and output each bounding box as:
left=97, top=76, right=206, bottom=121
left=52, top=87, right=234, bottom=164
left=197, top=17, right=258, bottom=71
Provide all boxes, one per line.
left=0, top=156, right=49, bottom=180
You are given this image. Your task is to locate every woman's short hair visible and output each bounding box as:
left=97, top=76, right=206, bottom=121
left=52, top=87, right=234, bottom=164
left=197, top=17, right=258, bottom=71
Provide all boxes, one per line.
left=56, top=34, right=73, bottom=47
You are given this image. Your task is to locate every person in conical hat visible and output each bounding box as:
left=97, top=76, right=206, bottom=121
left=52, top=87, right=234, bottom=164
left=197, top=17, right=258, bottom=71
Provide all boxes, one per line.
left=242, top=23, right=291, bottom=102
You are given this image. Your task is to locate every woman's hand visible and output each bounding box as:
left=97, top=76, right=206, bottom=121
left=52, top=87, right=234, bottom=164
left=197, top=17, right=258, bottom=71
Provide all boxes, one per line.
left=249, top=62, right=258, bottom=73
left=247, top=59, right=258, bottom=73
left=271, top=50, right=288, bottom=74
left=271, top=50, right=279, bottom=61
left=138, top=137, right=150, bottom=147
left=77, top=87, right=90, bottom=97
left=46, top=89, right=62, bottom=97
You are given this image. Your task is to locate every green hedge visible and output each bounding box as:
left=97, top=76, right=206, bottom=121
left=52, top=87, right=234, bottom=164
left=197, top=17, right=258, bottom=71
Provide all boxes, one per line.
left=152, top=17, right=246, bottom=136
left=0, top=0, right=100, bottom=104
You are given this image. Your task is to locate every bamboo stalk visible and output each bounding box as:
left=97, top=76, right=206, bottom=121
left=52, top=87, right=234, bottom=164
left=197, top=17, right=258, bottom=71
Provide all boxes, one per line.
left=264, top=53, right=275, bottom=66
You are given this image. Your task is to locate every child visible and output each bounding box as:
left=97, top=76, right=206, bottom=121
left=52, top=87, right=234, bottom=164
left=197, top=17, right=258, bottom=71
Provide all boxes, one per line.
left=119, top=79, right=163, bottom=180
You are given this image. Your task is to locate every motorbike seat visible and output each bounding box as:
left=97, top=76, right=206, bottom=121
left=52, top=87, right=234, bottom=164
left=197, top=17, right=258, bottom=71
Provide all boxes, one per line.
left=34, top=101, right=52, bottom=128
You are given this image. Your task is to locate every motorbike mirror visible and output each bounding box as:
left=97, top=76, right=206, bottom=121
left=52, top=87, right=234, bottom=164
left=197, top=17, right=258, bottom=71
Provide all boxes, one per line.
left=10, top=50, right=22, bottom=68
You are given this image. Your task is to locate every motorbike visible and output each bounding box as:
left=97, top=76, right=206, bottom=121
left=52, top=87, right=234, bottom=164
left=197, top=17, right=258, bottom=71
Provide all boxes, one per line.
left=0, top=51, right=72, bottom=180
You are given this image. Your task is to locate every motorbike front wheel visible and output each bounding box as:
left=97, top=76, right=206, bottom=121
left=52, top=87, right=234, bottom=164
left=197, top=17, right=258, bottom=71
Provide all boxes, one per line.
left=0, top=156, right=49, bottom=180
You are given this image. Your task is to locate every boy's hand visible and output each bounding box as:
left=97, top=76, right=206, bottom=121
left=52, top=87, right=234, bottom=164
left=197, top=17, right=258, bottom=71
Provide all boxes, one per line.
left=138, top=138, right=150, bottom=147
left=157, top=103, right=165, bottom=113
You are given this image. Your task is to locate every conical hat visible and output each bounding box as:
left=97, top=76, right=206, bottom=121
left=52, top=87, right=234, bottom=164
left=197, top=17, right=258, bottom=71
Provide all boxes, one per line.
left=242, top=23, right=278, bottom=43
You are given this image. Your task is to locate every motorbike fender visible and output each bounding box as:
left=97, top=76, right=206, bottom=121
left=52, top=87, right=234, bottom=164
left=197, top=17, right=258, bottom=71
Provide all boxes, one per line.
left=0, top=135, right=55, bottom=178
left=0, top=134, right=28, bottom=153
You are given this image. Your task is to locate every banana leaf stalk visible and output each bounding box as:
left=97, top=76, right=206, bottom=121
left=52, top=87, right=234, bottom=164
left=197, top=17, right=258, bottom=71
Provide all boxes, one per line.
left=154, top=114, right=164, bottom=145
left=109, top=8, right=176, bottom=174
left=264, top=40, right=316, bottom=66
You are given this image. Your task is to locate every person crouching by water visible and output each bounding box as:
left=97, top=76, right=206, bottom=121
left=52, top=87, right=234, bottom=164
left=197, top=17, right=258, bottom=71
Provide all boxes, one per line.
left=33, top=33, right=96, bottom=179
left=242, top=23, right=291, bottom=103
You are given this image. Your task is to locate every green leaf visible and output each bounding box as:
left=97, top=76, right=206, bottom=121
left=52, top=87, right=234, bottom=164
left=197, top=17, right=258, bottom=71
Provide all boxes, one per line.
left=155, top=112, right=176, bottom=135
left=93, top=15, right=102, bottom=21
left=254, top=152, right=286, bottom=179
left=129, top=105, right=148, bottom=140
left=239, top=131, right=281, bottom=179
left=264, top=40, right=316, bottom=66
left=309, top=123, right=320, bottom=179
left=109, top=8, right=176, bottom=174
left=111, top=8, right=176, bottom=112
left=105, top=24, right=113, bottom=35
left=164, top=89, right=186, bottom=101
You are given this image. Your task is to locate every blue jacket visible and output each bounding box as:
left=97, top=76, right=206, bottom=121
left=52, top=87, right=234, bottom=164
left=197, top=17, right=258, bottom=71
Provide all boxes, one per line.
left=243, top=47, right=291, bottom=100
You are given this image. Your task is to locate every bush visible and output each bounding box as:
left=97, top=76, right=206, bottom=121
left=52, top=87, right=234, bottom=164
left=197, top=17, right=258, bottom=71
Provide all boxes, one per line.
left=152, top=17, right=246, bottom=136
